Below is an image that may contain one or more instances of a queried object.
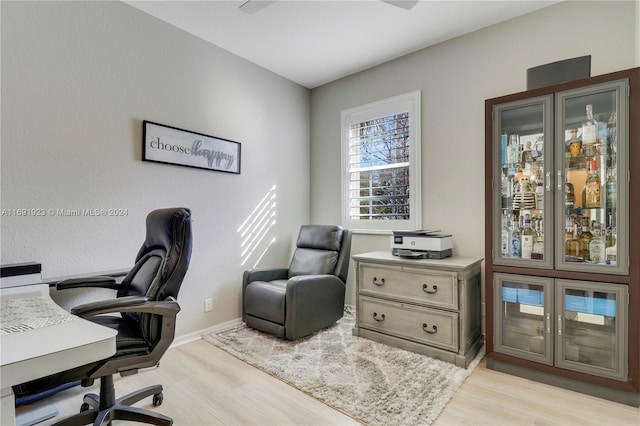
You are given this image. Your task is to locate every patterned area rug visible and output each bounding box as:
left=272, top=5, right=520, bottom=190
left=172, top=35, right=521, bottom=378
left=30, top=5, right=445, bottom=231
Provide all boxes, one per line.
left=203, top=309, right=483, bottom=425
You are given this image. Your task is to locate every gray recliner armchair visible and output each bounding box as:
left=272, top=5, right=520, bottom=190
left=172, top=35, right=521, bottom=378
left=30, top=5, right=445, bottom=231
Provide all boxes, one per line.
left=242, top=225, right=352, bottom=340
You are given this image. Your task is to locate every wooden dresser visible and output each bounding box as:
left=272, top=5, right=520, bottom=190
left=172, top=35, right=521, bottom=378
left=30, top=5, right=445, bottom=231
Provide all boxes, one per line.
left=352, top=251, right=483, bottom=367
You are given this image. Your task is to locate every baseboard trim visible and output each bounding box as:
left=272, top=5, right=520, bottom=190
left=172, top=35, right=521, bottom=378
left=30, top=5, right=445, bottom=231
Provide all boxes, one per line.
left=172, top=305, right=355, bottom=348
left=171, top=317, right=243, bottom=348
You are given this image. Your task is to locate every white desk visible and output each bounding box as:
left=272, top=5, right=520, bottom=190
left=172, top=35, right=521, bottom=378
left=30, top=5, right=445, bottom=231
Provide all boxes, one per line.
left=0, top=284, right=117, bottom=425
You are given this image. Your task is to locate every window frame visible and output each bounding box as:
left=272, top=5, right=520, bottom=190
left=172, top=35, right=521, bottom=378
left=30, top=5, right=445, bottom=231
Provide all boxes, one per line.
left=340, top=90, right=422, bottom=234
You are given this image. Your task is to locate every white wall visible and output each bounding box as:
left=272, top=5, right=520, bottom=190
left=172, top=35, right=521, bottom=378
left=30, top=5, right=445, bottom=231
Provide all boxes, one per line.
left=1, top=1, right=311, bottom=337
left=310, top=0, right=638, bottom=306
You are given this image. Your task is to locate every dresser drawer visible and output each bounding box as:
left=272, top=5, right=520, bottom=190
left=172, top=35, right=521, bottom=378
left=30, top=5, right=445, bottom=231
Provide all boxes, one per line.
left=358, top=296, right=459, bottom=352
left=359, top=263, right=458, bottom=310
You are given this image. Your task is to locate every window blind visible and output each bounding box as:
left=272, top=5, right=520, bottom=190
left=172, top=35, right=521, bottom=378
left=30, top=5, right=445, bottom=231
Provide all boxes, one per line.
left=347, top=112, right=410, bottom=221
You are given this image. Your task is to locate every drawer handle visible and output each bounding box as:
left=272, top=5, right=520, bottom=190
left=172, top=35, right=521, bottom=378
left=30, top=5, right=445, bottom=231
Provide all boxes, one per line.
left=422, top=284, right=438, bottom=294
left=372, top=277, right=386, bottom=286
left=422, top=323, right=438, bottom=334
left=373, top=312, right=386, bottom=322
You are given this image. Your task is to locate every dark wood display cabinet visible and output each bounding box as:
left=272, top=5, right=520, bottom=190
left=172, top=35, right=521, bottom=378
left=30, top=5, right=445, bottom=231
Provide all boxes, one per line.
left=484, top=67, right=640, bottom=406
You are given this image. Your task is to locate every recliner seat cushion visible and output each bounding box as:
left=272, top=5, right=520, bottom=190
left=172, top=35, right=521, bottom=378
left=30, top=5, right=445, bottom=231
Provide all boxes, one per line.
left=244, top=280, right=287, bottom=324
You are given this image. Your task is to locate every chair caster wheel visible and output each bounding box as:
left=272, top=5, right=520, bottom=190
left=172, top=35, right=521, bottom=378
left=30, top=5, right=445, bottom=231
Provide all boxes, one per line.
left=153, top=392, right=163, bottom=407
left=80, top=402, right=91, bottom=413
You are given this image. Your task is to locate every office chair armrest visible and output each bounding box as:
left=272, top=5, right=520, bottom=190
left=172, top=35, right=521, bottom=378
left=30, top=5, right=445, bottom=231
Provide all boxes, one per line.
left=56, top=276, right=120, bottom=290
left=117, top=297, right=181, bottom=316
left=71, top=296, right=180, bottom=318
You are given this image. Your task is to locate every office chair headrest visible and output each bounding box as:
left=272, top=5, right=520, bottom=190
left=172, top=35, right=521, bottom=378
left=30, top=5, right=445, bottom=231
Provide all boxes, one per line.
left=139, top=208, right=192, bottom=259
left=132, top=207, right=192, bottom=299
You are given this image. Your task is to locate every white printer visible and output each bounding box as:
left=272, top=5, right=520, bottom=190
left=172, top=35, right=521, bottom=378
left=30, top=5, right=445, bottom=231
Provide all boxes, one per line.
left=391, top=230, right=453, bottom=259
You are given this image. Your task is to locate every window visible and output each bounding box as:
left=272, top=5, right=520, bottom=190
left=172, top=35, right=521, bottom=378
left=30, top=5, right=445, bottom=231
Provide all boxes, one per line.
left=341, top=91, right=421, bottom=233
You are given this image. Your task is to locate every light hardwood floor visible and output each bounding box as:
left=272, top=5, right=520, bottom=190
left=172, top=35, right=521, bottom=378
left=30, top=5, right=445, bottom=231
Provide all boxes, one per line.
left=18, top=339, right=640, bottom=425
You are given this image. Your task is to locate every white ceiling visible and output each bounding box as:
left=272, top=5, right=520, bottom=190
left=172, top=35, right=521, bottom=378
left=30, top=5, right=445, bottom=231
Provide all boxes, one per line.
left=125, top=0, right=560, bottom=88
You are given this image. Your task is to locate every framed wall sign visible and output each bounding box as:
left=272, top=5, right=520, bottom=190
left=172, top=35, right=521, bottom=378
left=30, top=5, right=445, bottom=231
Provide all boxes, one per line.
left=142, top=121, right=241, bottom=174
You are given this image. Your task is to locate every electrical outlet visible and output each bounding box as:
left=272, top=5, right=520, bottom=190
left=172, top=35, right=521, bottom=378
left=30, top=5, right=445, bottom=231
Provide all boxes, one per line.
left=204, top=298, right=213, bottom=312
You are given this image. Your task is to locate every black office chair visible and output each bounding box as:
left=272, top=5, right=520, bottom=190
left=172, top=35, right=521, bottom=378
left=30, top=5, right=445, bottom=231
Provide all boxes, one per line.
left=22, top=207, right=192, bottom=426
left=242, top=224, right=352, bottom=340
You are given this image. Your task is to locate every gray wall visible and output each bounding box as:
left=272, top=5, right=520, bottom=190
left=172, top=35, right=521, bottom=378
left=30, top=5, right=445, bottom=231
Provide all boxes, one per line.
left=310, top=0, right=639, bottom=311
left=2, top=1, right=638, bottom=340
left=1, top=1, right=311, bottom=337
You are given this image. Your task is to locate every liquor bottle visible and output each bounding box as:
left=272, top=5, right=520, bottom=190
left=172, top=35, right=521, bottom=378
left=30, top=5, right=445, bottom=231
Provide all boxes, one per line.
left=520, top=214, right=535, bottom=260
left=501, top=172, right=509, bottom=208
left=568, top=223, right=582, bottom=261
left=606, top=225, right=618, bottom=266
left=565, top=181, right=575, bottom=207
left=589, top=222, right=606, bottom=264
left=521, top=139, right=534, bottom=163
left=506, top=135, right=519, bottom=176
left=533, top=135, right=544, bottom=160
left=501, top=215, right=511, bottom=257
left=564, top=218, right=574, bottom=259
left=606, top=166, right=617, bottom=207
left=501, top=171, right=508, bottom=197
left=501, top=134, right=507, bottom=165
left=535, top=178, right=544, bottom=210
left=514, top=136, right=522, bottom=164
left=510, top=220, right=521, bottom=258
left=532, top=219, right=544, bottom=261
left=582, top=104, right=598, bottom=152
left=507, top=135, right=519, bottom=165
left=597, top=116, right=608, bottom=155
left=607, top=111, right=617, bottom=157
left=568, top=128, right=582, bottom=157
left=585, top=159, right=601, bottom=208
left=605, top=212, right=615, bottom=248
left=579, top=217, right=592, bottom=262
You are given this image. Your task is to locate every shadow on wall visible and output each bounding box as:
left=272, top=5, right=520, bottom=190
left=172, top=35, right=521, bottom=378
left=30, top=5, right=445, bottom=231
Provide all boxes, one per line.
left=238, top=184, right=277, bottom=268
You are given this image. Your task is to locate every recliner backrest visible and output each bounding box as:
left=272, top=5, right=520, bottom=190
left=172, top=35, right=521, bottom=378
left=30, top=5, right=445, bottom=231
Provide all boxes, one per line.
left=288, top=225, right=348, bottom=281
left=117, top=208, right=192, bottom=344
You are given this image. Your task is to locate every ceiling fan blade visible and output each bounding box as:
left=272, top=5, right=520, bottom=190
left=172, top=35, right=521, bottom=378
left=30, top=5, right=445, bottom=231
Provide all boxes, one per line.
left=239, top=0, right=277, bottom=14
left=380, top=0, right=419, bottom=10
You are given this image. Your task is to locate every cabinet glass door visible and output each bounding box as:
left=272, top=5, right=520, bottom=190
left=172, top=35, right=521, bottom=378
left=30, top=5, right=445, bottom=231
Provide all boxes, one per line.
left=555, top=80, right=629, bottom=274
left=555, top=280, right=627, bottom=381
left=494, top=273, right=553, bottom=365
left=493, top=96, right=553, bottom=269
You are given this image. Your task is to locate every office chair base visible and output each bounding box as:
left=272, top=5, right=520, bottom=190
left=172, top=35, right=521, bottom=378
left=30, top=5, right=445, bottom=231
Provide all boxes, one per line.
left=52, top=375, right=172, bottom=426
